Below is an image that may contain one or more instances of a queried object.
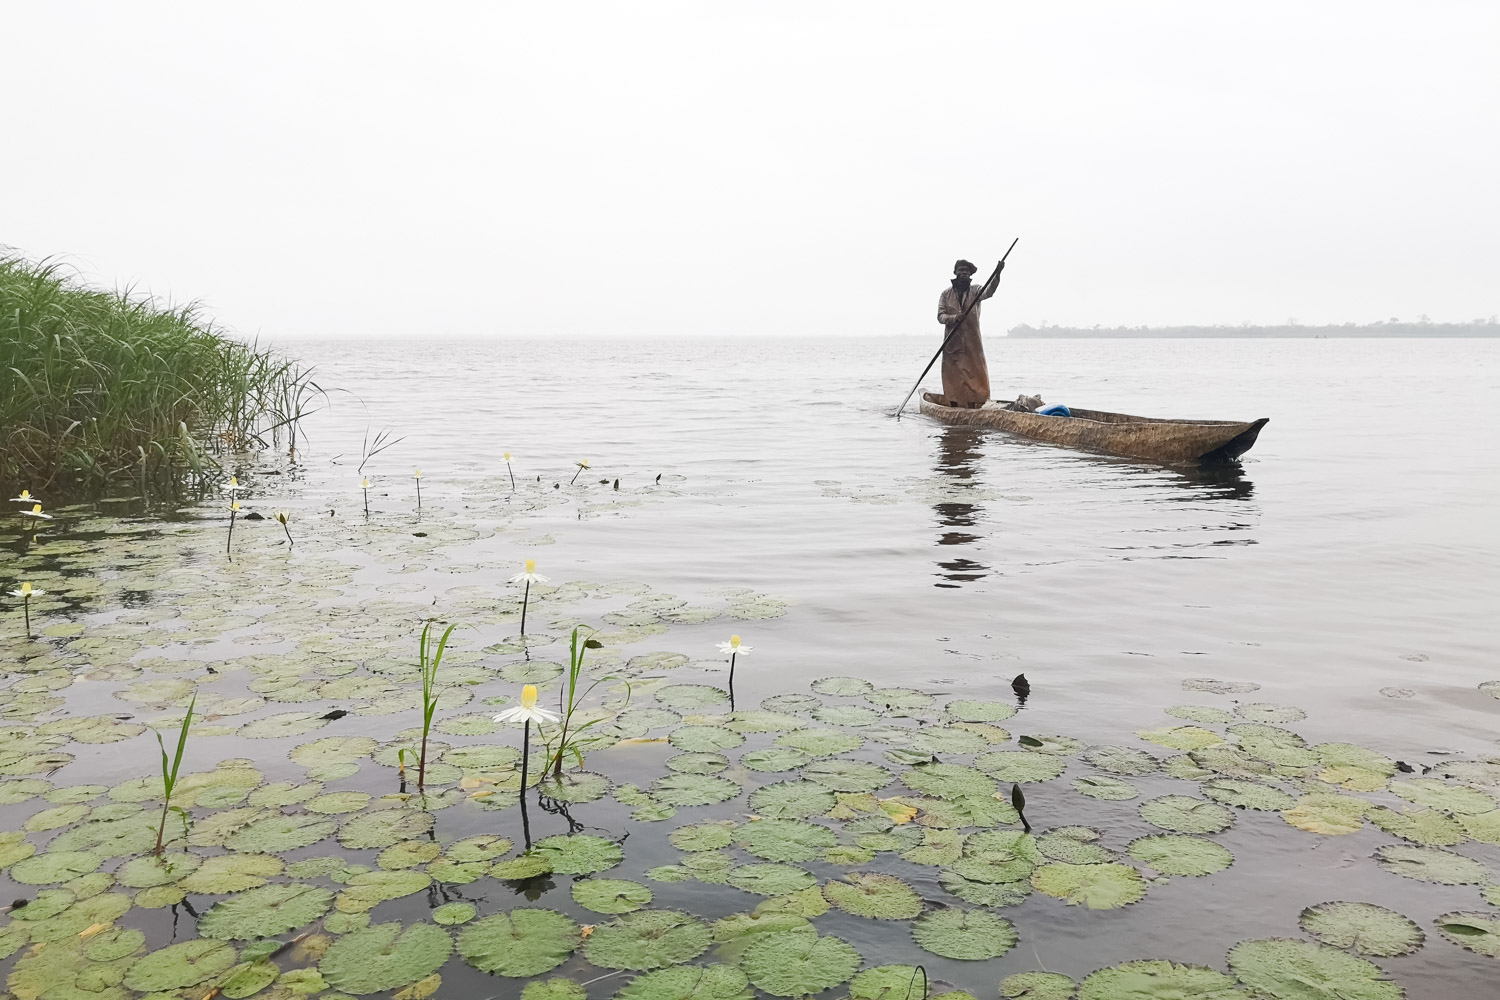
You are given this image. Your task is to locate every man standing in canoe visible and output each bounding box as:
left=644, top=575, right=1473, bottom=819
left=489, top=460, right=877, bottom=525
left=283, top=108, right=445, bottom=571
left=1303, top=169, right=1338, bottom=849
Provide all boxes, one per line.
left=936, top=258, right=1004, bottom=407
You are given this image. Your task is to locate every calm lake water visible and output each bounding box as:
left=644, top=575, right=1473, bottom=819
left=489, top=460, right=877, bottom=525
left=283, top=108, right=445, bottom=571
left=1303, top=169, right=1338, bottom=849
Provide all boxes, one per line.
left=4, top=335, right=1499, bottom=998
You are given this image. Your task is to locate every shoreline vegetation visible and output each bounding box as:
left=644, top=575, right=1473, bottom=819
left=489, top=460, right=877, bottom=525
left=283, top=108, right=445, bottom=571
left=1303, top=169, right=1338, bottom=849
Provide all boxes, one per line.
left=0, top=253, right=316, bottom=493
left=1009, top=320, right=1500, bottom=338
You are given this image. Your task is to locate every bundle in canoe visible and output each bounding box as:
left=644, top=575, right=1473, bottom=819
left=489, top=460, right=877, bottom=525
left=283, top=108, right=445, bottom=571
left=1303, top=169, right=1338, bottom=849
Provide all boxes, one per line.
left=919, top=392, right=1268, bottom=464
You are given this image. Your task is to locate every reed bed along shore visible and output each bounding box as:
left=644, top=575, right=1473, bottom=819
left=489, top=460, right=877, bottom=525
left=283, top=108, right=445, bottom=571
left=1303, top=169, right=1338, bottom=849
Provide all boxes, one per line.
left=0, top=253, right=317, bottom=493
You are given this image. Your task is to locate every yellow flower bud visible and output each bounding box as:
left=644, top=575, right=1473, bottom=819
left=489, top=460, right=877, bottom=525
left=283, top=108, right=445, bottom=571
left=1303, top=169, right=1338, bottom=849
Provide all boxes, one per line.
left=525, top=559, right=536, bottom=574
left=521, top=685, right=538, bottom=709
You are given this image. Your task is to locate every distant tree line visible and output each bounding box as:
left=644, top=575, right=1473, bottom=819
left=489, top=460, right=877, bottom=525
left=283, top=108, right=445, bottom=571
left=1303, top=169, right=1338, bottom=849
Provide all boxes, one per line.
left=1008, top=318, right=1499, bottom=338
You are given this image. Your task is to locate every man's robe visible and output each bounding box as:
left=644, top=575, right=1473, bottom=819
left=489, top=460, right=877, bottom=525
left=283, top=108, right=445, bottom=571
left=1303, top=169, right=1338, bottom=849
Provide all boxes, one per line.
left=936, top=270, right=1001, bottom=406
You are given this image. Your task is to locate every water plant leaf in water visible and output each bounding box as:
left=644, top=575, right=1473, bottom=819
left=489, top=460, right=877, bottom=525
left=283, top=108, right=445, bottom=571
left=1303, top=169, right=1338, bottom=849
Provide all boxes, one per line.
left=537, top=833, right=624, bottom=875
left=7, top=849, right=102, bottom=884
left=1434, top=912, right=1500, bottom=957
left=319, top=920, right=453, bottom=994
left=802, top=759, right=893, bottom=792
left=911, top=907, right=1017, bottom=959
left=1077, top=960, right=1238, bottom=1000
left=1373, top=843, right=1489, bottom=884
left=198, top=883, right=335, bottom=939
left=667, top=752, right=729, bottom=774
left=615, top=963, right=753, bottom=1000
left=338, top=807, right=435, bottom=848
left=976, top=750, right=1067, bottom=783
left=1282, top=792, right=1368, bottom=835
left=1200, top=777, right=1296, bottom=811
left=1165, top=704, right=1236, bottom=724
left=123, top=938, right=238, bottom=992
left=1079, top=745, right=1158, bottom=776
left=811, top=676, right=873, bottom=697
left=1000, top=971, right=1077, bottom=1000
left=492, top=853, right=555, bottom=880
left=1036, top=827, right=1113, bottom=864
left=1031, top=862, right=1146, bottom=909
left=1139, top=795, right=1234, bottom=834
left=379, top=840, right=444, bottom=869
left=433, top=901, right=478, bottom=925
left=728, top=863, right=817, bottom=895
left=652, top=774, right=742, bottom=807
left=178, top=853, right=284, bottom=893
left=1298, top=901, right=1425, bottom=957
left=1366, top=806, right=1467, bottom=846
left=1135, top=726, right=1224, bottom=751
left=849, top=965, right=930, bottom=1000
left=337, top=869, right=432, bottom=912
left=669, top=822, right=735, bottom=852
left=748, top=780, right=835, bottom=819
left=1073, top=775, right=1139, bottom=800
left=1226, top=938, right=1403, bottom=1000
left=1236, top=702, right=1307, bottom=723
left=226, top=812, right=338, bottom=852
left=740, top=927, right=862, bottom=998
left=219, top=960, right=280, bottom=999
left=1127, top=835, right=1233, bottom=876
left=901, top=762, right=996, bottom=800
left=456, top=909, right=581, bottom=977
left=735, top=818, right=837, bottom=862
left=669, top=726, right=744, bottom=752
left=583, top=909, right=712, bottom=970
left=776, top=728, right=863, bottom=757
left=1389, top=777, right=1496, bottom=815
left=573, top=878, right=653, bottom=913
left=822, top=872, right=923, bottom=918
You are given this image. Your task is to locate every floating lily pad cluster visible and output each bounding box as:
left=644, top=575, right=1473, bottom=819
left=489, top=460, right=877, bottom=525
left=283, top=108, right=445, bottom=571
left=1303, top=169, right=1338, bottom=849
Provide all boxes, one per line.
left=1, top=495, right=1498, bottom=998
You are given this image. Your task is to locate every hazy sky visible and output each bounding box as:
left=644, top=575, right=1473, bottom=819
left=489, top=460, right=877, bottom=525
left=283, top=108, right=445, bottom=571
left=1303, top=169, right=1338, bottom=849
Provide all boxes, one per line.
left=5, top=2, right=1496, bottom=339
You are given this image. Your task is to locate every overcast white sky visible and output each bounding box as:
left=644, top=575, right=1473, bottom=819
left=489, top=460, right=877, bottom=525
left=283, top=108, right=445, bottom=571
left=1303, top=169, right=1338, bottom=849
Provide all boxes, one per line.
left=4, top=2, right=1497, bottom=339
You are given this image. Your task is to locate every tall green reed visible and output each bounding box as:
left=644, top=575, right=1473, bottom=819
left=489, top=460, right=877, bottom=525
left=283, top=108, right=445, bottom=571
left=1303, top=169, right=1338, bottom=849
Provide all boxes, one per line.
left=546, top=625, right=629, bottom=779
left=154, top=693, right=195, bottom=856
left=416, top=621, right=460, bottom=792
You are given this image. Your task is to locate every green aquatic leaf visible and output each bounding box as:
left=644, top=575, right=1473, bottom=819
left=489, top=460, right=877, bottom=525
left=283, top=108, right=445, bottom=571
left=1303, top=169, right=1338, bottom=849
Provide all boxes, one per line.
left=443, top=745, right=521, bottom=770
left=80, top=924, right=145, bottom=962
left=656, top=684, right=730, bottom=710
left=728, top=863, right=816, bottom=895
left=802, top=759, right=893, bottom=793
left=447, top=834, right=514, bottom=862
left=433, top=901, right=478, bottom=925
left=775, top=728, right=863, bottom=757
left=1282, top=792, right=1368, bottom=835
left=124, top=938, right=239, bottom=992
left=669, top=726, right=744, bottom=752
left=491, top=853, right=555, bottom=880
left=1031, top=863, right=1145, bottom=909
left=850, top=965, right=931, bottom=1000
left=1140, top=795, right=1234, bottom=834
left=336, top=869, right=431, bottom=912
left=219, top=960, right=280, bottom=999
left=135, top=884, right=187, bottom=907
left=573, top=878, right=653, bottom=913
left=1127, top=835, right=1233, bottom=876
left=735, top=818, right=837, bottom=862
left=226, top=812, right=338, bottom=853
left=240, top=711, right=331, bottom=739
left=901, top=762, right=996, bottom=800
left=325, top=910, right=372, bottom=933
left=1000, top=971, right=1077, bottom=1000
left=1390, top=777, right=1496, bottom=815
left=811, top=704, right=882, bottom=727
left=536, top=834, right=624, bottom=875
left=583, top=909, right=711, bottom=970
left=1434, top=911, right=1500, bottom=957
left=615, top=964, right=752, bottom=1000
left=740, top=928, right=861, bottom=998
left=1200, top=777, right=1296, bottom=811
left=1458, top=809, right=1500, bottom=845
left=1317, top=765, right=1390, bottom=792
left=1235, top=701, right=1307, bottom=723
left=199, top=883, right=335, bottom=939
left=1080, top=745, right=1158, bottom=776
left=822, top=872, right=922, bottom=919
left=1366, top=806, right=1467, bottom=846
left=1162, top=755, right=1217, bottom=781
left=911, top=907, right=1017, bottom=959
left=652, top=774, right=742, bottom=807
left=741, top=748, right=811, bottom=772
left=1078, top=960, right=1238, bottom=1000
left=669, top=822, right=735, bottom=852
left=1373, top=843, right=1489, bottom=884
left=1136, top=725, right=1225, bottom=751
left=0, top=832, right=36, bottom=869
left=307, top=790, right=374, bottom=814
left=710, top=910, right=812, bottom=964
left=900, top=827, right=964, bottom=866
left=747, top=780, right=835, bottom=819
left=319, top=920, right=453, bottom=994
left=8, top=850, right=102, bottom=884
left=666, top=752, right=730, bottom=774
left=249, top=779, right=324, bottom=808
left=1226, top=937, right=1403, bottom=1000
left=285, top=855, right=348, bottom=878
left=725, top=710, right=806, bottom=734
left=538, top=770, right=611, bottom=803
left=909, top=726, right=990, bottom=755
left=1037, top=827, right=1115, bottom=864
left=943, top=698, right=1017, bottom=723
left=1164, top=705, right=1236, bottom=724
left=23, top=803, right=89, bottom=832
left=811, top=676, right=873, bottom=697
left=338, top=807, right=434, bottom=848
left=1190, top=745, right=1276, bottom=779
left=976, top=750, right=1067, bottom=783
left=1299, top=901, right=1425, bottom=957
left=378, top=840, right=444, bottom=869
left=178, top=853, right=284, bottom=894
left=1073, top=775, right=1139, bottom=801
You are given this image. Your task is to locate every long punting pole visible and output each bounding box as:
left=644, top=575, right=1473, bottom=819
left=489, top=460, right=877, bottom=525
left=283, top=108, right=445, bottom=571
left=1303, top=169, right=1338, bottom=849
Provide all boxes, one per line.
left=892, top=238, right=1018, bottom=419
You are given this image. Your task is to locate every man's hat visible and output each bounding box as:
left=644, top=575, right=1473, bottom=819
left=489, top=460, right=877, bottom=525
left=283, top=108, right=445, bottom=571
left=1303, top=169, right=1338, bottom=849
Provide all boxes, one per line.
left=953, top=259, right=977, bottom=276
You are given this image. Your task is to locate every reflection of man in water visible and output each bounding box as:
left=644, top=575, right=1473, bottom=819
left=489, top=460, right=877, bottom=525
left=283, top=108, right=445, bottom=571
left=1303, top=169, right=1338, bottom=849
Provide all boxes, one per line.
left=936, top=259, right=1004, bottom=408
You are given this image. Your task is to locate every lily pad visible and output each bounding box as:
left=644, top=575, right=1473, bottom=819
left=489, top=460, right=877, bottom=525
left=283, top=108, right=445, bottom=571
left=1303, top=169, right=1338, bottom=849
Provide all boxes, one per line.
left=584, top=909, right=711, bottom=970
left=319, top=920, right=453, bottom=994
left=1201, top=777, right=1296, bottom=812
left=226, top=812, right=338, bottom=853
left=849, top=965, right=932, bottom=1000
left=911, top=907, right=1017, bottom=959
left=1073, top=775, right=1139, bottom=801
left=1080, top=745, right=1158, bottom=776
left=1283, top=793, right=1368, bottom=835
left=1078, top=961, right=1238, bottom=1000
left=901, top=762, right=996, bottom=800
left=1373, top=844, right=1489, bottom=884
left=728, top=863, right=816, bottom=895
left=573, top=878, right=653, bottom=913
left=822, top=873, right=922, bottom=919
left=433, top=901, right=478, bottom=925
left=1031, top=863, right=1145, bottom=909
left=1299, top=901, right=1425, bottom=957
left=1127, top=835, right=1233, bottom=876
left=976, top=750, right=1067, bottom=783
left=8, top=850, right=102, bottom=884
left=124, top=938, right=239, bottom=991
left=735, top=819, right=837, bottom=862
left=1434, top=911, right=1500, bottom=957
left=1000, top=971, right=1077, bottom=1000
left=669, top=823, right=735, bottom=852
left=1226, top=937, right=1403, bottom=1000
left=178, top=853, right=284, bottom=894
left=1136, top=726, right=1224, bottom=751
left=458, top=909, right=580, bottom=977
left=1139, top=795, right=1234, bottom=834
left=802, top=759, right=893, bottom=793
left=199, top=883, right=335, bottom=939
left=339, top=808, right=435, bottom=848
left=776, top=729, right=862, bottom=757
left=536, top=834, right=624, bottom=875
left=748, top=780, right=835, bottom=819
left=1037, top=827, right=1115, bottom=865
left=1366, top=806, right=1467, bottom=847
left=336, top=869, right=432, bottom=912
left=652, top=774, right=741, bottom=807
left=740, top=927, right=861, bottom=998
left=669, top=726, right=744, bottom=752
left=615, top=964, right=752, bottom=1000
left=811, top=676, right=873, bottom=697
left=1390, top=778, right=1496, bottom=815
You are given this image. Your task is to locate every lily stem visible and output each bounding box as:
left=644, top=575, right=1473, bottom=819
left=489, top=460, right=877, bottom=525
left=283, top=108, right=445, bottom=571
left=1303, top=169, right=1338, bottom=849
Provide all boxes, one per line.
left=22, top=597, right=30, bottom=638
left=507, top=462, right=515, bottom=491
left=520, top=580, right=530, bottom=635
left=226, top=510, right=235, bottom=562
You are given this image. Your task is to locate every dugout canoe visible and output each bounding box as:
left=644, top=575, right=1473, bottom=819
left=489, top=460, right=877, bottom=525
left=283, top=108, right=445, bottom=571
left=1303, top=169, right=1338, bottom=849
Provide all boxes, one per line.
left=919, top=392, right=1268, bottom=464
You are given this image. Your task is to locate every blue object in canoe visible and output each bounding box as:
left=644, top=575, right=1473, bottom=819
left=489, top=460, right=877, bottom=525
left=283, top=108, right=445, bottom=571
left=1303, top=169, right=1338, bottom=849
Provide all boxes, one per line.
left=1036, top=403, right=1071, bottom=417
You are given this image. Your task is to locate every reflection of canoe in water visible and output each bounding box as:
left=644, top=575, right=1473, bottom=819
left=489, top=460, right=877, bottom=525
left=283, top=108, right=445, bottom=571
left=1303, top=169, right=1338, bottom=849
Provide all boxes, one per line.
left=919, top=392, right=1268, bottom=464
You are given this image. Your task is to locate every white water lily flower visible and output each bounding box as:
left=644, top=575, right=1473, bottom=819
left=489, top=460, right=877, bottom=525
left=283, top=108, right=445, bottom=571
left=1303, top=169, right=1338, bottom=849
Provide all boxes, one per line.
left=413, top=468, right=422, bottom=479
left=493, top=684, right=560, bottom=726
left=10, top=490, right=37, bottom=503
left=717, top=634, right=752, bottom=656
left=229, top=500, right=241, bottom=513
left=7, top=582, right=44, bottom=599
left=360, top=477, right=371, bottom=490
left=510, top=559, right=549, bottom=585
left=275, top=511, right=290, bottom=525
left=504, top=452, right=513, bottom=462
left=19, top=504, right=53, bottom=520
